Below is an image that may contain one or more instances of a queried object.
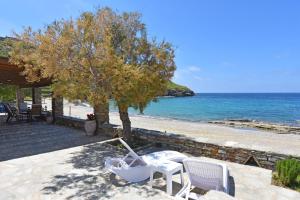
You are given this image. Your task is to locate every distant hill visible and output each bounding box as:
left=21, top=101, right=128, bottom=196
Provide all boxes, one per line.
left=166, top=81, right=195, bottom=97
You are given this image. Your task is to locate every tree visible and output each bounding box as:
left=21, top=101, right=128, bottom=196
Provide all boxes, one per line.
left=9, top=9, right=121, bottom=128
left=9, top=8, right=176, bottom=142
left=0, top=85, right=17, bottom=102
left=107, top=12, right=176, bottom=142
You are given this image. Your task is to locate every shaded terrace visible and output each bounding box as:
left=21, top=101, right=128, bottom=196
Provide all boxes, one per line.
left=0, top=121, right=109, bottom=161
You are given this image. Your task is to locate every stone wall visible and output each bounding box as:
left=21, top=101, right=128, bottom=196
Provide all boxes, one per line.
left=57, top=116, right=300, bottom=170
left=56, top=116, right=85, bottom=129
left=56, top=116, right=119, bottom=136
left=131, top=128, right=300, bottom=170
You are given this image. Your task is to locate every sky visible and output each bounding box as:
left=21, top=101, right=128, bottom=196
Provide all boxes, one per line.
left=1, top=0, right=300, bottom=93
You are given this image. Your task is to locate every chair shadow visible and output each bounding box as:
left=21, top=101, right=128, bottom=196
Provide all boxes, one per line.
left=151, top=174, right=236, bottom=197
left=228, top=175, right=236, bottom=197
left=151, top=175, right=185, bottom=196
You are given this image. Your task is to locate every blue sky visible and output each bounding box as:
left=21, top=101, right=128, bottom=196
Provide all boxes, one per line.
left=1, top=0, right=300, bottom=93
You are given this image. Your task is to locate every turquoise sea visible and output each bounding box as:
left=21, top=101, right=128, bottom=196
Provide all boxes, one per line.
left=112, top=93, right=300, bottom=125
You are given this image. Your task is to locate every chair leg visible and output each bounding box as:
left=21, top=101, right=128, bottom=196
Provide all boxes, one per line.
left=166, top=173, right=173, bottom=195
left=175, top=182, right=193, bottom=199
left=185, top=183, right=191, bottom=200
left=6, top=115, right=10, bottom=123
left=150, top=169, right=154, bottom=188
left=180, top=167, right=184, bottom=186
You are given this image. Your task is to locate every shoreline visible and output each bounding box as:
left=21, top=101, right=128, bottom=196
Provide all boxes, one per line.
left=113, top=112, right=300, bottom=135
left=63, top=100, right=300, bottom=135
left=107, top=112, right=300, bottom=156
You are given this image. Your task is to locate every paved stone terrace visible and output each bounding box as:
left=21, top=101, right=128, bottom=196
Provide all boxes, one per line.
left=0, top=120, right=109, bottom=161
left=0, top=122, right=299, bottom=200
left=0, top=141, right=174, bottom=200
left=0, top=139, right=299, bottom=200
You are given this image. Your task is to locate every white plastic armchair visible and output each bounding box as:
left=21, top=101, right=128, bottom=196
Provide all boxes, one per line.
left=176, top=158, right=229, bottom=200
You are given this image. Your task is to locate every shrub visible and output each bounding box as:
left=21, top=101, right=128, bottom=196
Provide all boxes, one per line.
left=274, top=159, right=300, bottom=189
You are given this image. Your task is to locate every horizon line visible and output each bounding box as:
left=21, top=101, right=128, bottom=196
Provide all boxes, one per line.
left=194, top=92, right=300, bottom=94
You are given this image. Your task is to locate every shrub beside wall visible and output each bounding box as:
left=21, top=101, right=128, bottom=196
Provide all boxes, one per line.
left=272, top=159, right=300, bottom=192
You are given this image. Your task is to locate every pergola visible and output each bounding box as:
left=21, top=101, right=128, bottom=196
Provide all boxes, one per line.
left=0, top=56, right=63, bottom=120
left=0, top=57, right=51, bottom=88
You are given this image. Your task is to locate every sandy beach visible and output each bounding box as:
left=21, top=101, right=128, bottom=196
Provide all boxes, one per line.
left=63, top=101, right=300, bottom=157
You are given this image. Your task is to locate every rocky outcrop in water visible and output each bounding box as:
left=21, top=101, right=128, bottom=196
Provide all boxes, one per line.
left=165, top=81, right=195, bottom=97
left=165, top=88, right=195, bottom=97
left=209, top=119, right=300, bottom=135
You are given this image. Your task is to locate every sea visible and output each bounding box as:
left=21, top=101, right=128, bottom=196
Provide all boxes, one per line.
left=111, top=93, right=300, bottom=126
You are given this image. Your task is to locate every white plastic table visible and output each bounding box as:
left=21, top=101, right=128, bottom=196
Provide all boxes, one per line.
left=149, top=160, right=184, bottom=195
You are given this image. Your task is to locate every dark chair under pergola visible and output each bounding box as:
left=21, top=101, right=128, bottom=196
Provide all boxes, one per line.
left=0, top=56, right=63, bottom=123
left=3, top=103, right=30, bottom=122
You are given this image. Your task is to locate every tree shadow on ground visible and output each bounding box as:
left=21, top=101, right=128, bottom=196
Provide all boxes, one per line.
left=0, top=122, right=109, bottom=161
left=42, top=142, right=163, bottom=199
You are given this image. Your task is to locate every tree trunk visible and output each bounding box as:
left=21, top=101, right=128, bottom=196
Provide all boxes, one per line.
left=94, top=102, right=109, bottom=131
left=118, top=105, right=132, bottom=144
left=52, top=96, right=63, bottom=122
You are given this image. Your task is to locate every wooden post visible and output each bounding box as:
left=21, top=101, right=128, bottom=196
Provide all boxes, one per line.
left=32, top=88, right=35, bottom=104
left=16, top=87, right=24, bottom=112
left=32, top=87, right=41, bottom=104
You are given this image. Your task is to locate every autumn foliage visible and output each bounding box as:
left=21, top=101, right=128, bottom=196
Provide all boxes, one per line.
left=9, top=8, right=176, bottom=142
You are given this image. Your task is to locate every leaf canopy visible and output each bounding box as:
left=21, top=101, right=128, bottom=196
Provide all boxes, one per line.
left=9, top=8, right=176, bottom=111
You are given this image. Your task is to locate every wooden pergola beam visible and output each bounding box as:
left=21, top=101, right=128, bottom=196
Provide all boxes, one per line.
left=0, top=57, right=51, bottom=88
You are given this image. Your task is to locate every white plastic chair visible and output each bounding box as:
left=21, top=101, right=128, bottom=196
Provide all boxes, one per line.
left=176, top=158, right=229, bottom=200
left=105, top=138, right=188, bottom=183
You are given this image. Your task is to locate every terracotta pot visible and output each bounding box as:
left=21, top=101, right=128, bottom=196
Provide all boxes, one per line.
left=84, top=120, right=96, bottom=136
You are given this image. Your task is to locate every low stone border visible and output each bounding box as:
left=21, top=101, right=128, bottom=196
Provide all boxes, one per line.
left=55, top=116, right=85, bottom=129
left=57, top=116, right=300, bottom=170
left=131, top=128, right=300, bottom=170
